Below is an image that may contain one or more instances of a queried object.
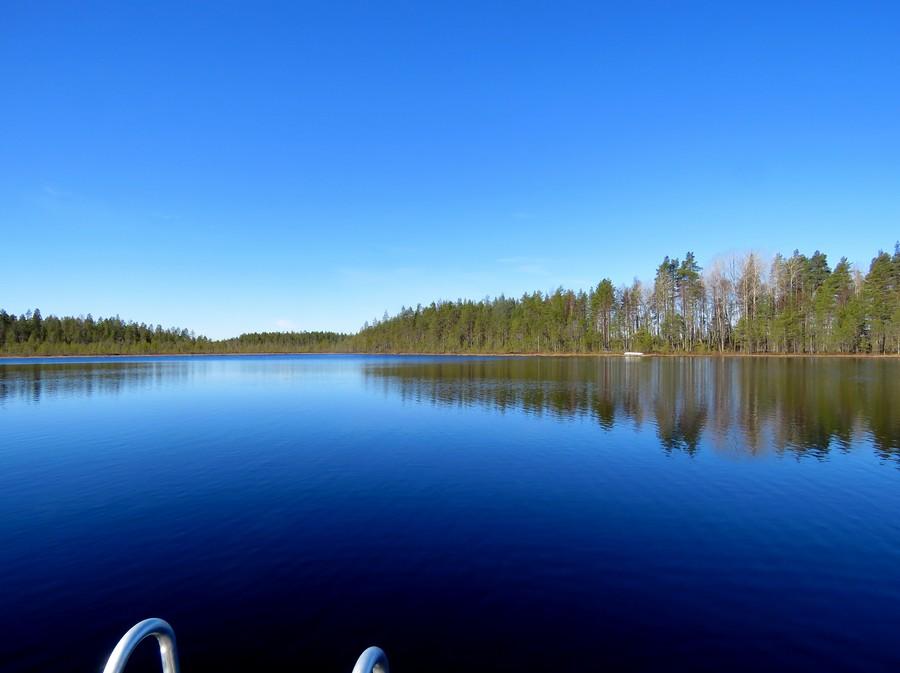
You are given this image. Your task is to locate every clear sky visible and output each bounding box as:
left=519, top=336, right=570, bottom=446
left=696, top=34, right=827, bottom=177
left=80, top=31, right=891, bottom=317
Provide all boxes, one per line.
left=2, top=2, right=898, bottom=338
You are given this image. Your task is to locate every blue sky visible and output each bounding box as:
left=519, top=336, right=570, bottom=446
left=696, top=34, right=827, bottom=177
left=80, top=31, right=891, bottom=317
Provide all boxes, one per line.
left=2, top=1, right=898, bottom=338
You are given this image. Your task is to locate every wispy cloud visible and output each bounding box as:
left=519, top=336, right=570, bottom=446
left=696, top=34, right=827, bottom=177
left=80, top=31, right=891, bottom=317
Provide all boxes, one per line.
left=151, top=212, right=180, bottom=222
left=497, top=256, right=550, bottom=276
left=40, top=184, right=75, bottom=202
left=335, top=266, right=425, bottom=283
left=275, top=318, right=296, bottom=330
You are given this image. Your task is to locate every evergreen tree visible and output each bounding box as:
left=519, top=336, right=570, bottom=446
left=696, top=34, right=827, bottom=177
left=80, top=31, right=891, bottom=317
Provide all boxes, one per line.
left=3, top=244, right=898, bottom=356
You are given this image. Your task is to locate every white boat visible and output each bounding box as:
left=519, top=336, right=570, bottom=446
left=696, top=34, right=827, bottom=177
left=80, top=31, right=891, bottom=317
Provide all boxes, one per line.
left=624, top=351, right=644, bottom=357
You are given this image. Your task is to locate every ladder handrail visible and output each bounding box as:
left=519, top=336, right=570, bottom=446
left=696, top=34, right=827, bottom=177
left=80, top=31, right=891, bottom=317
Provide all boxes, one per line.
left=101, top=618, right=387, bottom=673
left=352, top=646, right=390, bottom=673
left=101, top=618, right=180, bottom=673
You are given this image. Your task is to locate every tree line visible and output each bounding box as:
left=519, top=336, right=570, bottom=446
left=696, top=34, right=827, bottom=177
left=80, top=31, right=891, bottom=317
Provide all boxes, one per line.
left=2, top=244, right=898, bottom=356
left=0, top=311, right=348, bottom=355
left=355, top=245, right=900, bottom=354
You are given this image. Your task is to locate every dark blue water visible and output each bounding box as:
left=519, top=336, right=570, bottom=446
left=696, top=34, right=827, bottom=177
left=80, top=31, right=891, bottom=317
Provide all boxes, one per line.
left=1, top=355, right=898, bottom=672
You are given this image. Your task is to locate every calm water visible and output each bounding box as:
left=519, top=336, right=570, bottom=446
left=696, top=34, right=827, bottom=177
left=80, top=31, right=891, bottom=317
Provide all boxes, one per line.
left=1, top=355, right=899, bottom=673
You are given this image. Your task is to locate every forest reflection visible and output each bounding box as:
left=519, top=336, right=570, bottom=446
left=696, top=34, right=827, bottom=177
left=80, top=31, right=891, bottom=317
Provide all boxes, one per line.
left=3, top=356, right=896, bottom=462
left=0, top=361, right=192, bottom=404
left=364, top=357, right=899, bottom=461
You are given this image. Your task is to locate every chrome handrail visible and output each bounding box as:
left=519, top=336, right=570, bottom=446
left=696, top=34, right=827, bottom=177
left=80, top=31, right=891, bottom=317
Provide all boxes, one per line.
left=101, top=619, right=388, bottom=673
left=102, top=618, right=180, bottom=673
left=352, top=646, right=390, bottom=673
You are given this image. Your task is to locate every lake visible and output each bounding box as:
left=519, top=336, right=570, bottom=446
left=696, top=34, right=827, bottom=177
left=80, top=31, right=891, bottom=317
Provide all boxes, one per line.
left=1, top=355, right=898, bottom=673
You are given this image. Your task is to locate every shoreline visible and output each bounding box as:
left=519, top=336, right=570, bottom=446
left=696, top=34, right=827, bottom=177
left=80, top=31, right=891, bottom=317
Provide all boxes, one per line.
left=1, top=351, right=897, bottom=360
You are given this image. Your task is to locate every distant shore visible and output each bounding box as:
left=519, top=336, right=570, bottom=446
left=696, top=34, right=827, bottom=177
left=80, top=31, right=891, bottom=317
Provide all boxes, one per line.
left=1, top=351, right=897, bottom=360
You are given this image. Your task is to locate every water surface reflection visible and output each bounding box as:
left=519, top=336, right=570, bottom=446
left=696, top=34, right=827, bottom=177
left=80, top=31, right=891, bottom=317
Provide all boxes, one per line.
left=2, top=355, right=899, bottom=673
left=0, top=360, right=192, bottom=403
left=363, top=357, right=899, bottom=461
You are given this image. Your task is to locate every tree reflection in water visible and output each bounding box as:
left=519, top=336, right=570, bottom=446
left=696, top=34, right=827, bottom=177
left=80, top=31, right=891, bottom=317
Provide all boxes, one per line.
left=363, top=357, right=899, bottom=462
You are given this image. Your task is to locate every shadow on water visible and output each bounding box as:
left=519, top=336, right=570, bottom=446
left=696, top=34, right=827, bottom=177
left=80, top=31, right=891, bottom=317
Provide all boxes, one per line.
left=362, top=356, right=900, bottom=462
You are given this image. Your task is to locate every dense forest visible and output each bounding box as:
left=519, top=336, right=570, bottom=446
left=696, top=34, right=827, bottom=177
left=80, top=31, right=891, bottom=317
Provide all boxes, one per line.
left=356, top=245, right=900, bottom=354
left=0, top=312, right=347, bottom=355
left=2, top=245, right=898, bottom=356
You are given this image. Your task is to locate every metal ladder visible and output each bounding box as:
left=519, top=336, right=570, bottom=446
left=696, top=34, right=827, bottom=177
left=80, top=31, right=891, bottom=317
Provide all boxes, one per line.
left=101, top=618, right=389, bottom=673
